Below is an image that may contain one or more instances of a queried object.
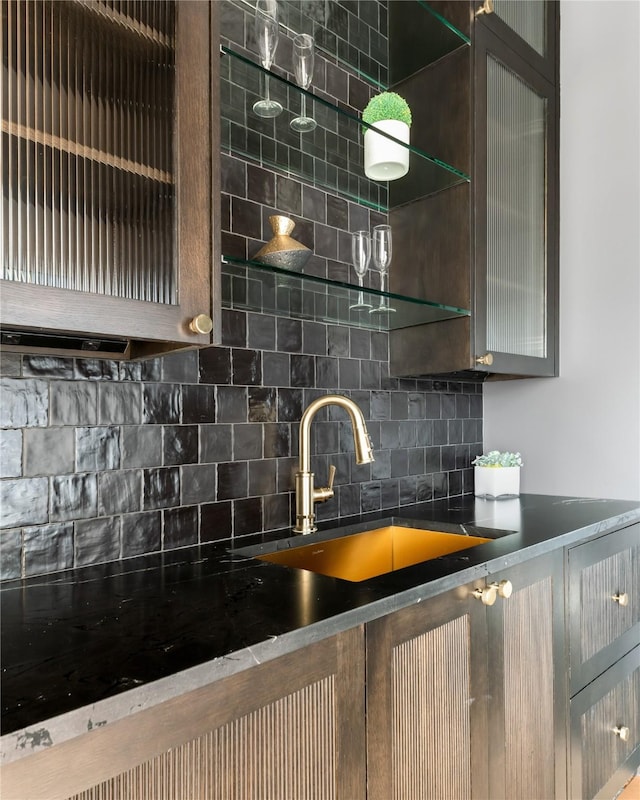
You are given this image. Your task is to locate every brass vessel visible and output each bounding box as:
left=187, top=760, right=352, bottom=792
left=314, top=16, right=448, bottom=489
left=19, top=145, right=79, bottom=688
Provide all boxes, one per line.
left=253, top=215, right=311, bottom=271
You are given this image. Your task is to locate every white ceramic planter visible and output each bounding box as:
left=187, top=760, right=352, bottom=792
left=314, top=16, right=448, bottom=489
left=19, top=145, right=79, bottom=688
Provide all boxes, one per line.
left=474, top=466, right=520, bottom=498
left=364, top=120, right=410, bottom=181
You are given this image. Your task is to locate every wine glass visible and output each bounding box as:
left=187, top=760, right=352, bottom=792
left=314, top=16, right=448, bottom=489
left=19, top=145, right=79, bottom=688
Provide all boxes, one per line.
left=370, top=224, right=395, bottom=313
left=253, top=0, right=283, bottom=118
left=290, top=34, right=317, bottom=132
left=349, top=231, right=372, bottom=310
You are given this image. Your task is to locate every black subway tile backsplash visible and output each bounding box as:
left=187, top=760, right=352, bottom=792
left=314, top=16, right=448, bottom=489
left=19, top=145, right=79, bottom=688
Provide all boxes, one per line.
left=0, top=1, right=484, bottom=579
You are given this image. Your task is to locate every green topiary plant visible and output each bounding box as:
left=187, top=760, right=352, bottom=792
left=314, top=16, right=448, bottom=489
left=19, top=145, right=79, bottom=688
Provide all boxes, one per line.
left=362, top=91, right=412, bottom=132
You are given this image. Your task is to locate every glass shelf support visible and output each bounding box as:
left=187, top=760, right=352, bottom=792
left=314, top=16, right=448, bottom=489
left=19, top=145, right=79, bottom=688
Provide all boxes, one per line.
left=221, top=45, right=469, bottom=212
left=221, top=255, right=470, bottom=332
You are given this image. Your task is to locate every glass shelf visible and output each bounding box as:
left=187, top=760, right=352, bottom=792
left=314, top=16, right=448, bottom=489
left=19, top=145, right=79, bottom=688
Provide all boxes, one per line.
left=227, top=0, right=469, bottom=91
left=221, top=255, right=469, bottom=332
left=220, top=45, right=469, bottom=212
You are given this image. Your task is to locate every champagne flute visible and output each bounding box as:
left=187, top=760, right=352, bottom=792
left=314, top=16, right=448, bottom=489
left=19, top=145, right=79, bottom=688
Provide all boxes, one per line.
left=253, top=0, right=283, bottom=118
left=349, top=231, right=373, bottom=310
left=370, top=224, right=395, bottom=313
left=290, top=34, right=317, bottom=132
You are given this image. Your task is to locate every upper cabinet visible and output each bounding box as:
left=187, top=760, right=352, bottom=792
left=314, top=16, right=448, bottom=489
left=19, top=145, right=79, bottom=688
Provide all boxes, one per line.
left=1, top=0, right=220, bottom=359
left=389, top=0, right=559, bottom=378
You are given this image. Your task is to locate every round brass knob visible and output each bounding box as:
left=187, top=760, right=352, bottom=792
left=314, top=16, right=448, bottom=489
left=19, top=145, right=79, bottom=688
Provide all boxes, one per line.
left=473, top=585, right=497, bottom=606
left=476, top=353, right=494, bottom=366
left=189, top=314, right=213, bottom=335
left=612, top=592, right=629, bottom=606
left=477, top=0, right=494, bottom=14
left=492, top=579, right=513, bottom=599
left=613, top=725, right=630, bottom=742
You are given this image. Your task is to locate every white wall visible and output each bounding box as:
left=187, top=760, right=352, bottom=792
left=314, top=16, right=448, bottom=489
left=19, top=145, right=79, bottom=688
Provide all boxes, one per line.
left=483, top=0, right=640, bottom=501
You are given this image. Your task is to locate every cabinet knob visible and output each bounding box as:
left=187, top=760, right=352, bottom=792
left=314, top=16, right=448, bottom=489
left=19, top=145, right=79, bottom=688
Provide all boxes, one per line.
left=612, top=592, right=629, bottom=606
left=473, top=585, right=498, bottom=606
left=613, top=725, right=630, bottom=742
left=189, top=314, right=213, bottom=335
left=490, top=579, right=513, bottom=599
left=476, top=353, right=494, bottom=366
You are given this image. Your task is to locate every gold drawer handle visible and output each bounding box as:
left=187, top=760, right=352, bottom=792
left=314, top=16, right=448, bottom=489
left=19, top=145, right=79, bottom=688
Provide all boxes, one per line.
left=473, top=580, right=513, bottom=606
left=613, top=725, right=630, bottom=742
left=612, top=592, right=629, bottom=606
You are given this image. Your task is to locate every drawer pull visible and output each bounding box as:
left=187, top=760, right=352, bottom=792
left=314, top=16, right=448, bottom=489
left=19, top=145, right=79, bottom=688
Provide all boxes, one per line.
left=473, top=585, right=497, bottom=606
left=491, top=579, right=513, bottom=599
left=613, top=725, right=630, bottom=742
left=612, top=592, right=629, bottom=606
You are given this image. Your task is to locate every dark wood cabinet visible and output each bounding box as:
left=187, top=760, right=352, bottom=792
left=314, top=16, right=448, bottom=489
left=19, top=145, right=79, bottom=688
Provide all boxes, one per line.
left=389, top=0, right=559, bottom=378
left=366, top=551, right=566, bottom=800
left=1, top=1, right=220, bottom=359
left=567, top=524, right=640, bottom=799
left=1, top=627, right=366, bottom=800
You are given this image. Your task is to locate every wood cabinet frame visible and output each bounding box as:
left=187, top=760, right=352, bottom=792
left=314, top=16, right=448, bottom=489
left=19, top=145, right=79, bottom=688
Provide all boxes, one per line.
left=1, top=1, right=221, bottom=358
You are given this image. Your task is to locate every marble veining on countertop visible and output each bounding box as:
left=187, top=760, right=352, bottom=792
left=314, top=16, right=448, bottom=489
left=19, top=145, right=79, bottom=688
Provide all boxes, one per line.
left=2, top=493, right=639, bottom=764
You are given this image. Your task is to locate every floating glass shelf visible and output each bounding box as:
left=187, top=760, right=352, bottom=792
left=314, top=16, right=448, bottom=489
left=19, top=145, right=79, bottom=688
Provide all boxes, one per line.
left=220, top=45, right=469, bottom=212
left=221, top=255, right=470, bottom=332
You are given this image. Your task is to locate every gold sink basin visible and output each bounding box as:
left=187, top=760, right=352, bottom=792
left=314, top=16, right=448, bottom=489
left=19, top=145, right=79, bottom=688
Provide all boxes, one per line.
left=256, top=525, right=492, bottom=582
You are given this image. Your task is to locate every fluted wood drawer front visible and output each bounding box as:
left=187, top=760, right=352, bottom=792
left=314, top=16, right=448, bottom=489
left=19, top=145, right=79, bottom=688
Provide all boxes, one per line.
left=570, top=646, right=640, bottom=800
left=568, top=523, right=640, bottom=693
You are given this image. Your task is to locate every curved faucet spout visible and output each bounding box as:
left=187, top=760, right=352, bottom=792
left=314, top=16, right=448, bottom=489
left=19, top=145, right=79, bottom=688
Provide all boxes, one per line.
left=294, top=394, right=374, bottom=535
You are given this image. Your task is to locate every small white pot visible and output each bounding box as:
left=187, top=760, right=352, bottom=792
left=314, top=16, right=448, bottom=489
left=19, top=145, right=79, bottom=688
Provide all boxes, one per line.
left=364, top=120, right=410, bottom=181
left=474, top=466, right=520, bottom=499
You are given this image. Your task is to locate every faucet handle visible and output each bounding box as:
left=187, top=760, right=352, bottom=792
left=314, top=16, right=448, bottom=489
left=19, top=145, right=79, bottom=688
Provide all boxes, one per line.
left=327, top=464, right=336, bottom=491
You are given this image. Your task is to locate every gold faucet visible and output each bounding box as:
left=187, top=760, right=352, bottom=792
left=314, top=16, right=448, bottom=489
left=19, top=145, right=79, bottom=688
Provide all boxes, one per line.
left=294, top=394, right=375, bottom=534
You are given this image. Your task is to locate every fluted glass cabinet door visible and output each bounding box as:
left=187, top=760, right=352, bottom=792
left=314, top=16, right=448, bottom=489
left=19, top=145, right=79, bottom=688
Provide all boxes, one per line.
left=1, top=1, right=218, bottom=355
left=474, top=23, right=558, bottom=377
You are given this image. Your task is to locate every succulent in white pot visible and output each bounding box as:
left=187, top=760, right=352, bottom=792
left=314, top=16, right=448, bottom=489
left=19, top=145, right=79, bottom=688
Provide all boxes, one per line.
left=362, top=91, right=412, bottom=181
left=472, top=450, right=523, bottom=498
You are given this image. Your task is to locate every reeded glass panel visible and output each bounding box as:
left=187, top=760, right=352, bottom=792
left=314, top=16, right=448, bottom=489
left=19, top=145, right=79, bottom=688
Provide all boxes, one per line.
left=1, top=0, right=176, bottom=302
left=486, top=56, right=546, bottom=358
left=493, top=0, right=546, bottom=57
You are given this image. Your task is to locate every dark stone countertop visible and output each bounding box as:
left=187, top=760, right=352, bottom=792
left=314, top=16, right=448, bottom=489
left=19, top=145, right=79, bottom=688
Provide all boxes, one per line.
left=2, top=493, right=639, bottom=764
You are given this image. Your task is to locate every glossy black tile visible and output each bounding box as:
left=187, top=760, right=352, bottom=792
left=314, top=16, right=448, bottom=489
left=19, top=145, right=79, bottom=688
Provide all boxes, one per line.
left=275, top=175, right=302, bottom=216
left=75, top=517, right=121, bottom=566
left=232, top=348, right=262, bottom=386
left=0, top=378, right=49, bottom=428
left=142, top=384, right=181, bottom=425
left=217, top=462, right=248, bottom=501
left=262, top=352, right=290, bottom=386
left=233, top=497, right=263, bottom=536
left=121, top=426, right=163, bottom=469
left=221, top=309, right=247, bottom=348
left=263, top=423, right=291, bottom=460
left=247, top=313, right=276, bottom=351
left=161, top=349, right=199, bottom=384
left=98, top=470, right=142, bottom=516
left=248, top=460, right=277, bottom=497
left=76, top=426, right=120, bottom=472
left=98, top=383, right=142, bottom=425
left=0, top=477, right=49, bottom=527
left=143, top=467, right=180, bottom=510
left=263, top=493, right=290, bottom=531
left=0, top=528, right=22, bottom=579
left=291, top=354, right=314, bottom=387
left=181, top=464, right=217, bottom=506
left=0, top=352, right=21, bottom=377
left=24, top=427, right=74, bottom=477
left=121, top=511, right=161, bottom=557
left=23, top=523, right=74, bottom=576
left=216, top=386, right=247, bottom=424
left=277, top=388, right=303, bottom=422
left=200, top=424, right=233, bottom=463
left=221, top=153, right=246, bottom=196
left=199, top=346, right=232, bottom=385
left=200, top=501, right=232, bottom=542
left=51, top=473, right=98, bottom=522
left=74, top=359, right=119, bottom=381
left=0, top=429, right=22, bottom=478
left=23, top=355, right=74, bottom=379
left=163, top=426, right=199, bottom=466
left=234, top=424, right=263, bottom=460
left=163, top=506, right=199, bottom=550
left=50, top=381, right=98, bottom=426
left=276, top=318, right=302, bottom=353
left=182, top=385, right=216, bottom=424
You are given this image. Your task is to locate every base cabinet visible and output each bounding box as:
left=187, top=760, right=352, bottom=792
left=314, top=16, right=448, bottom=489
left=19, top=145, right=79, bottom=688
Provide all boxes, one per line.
left=1, top=628, right=366, bottom=800
left=366, top=552, right=566, bottom=800
left=567, top=524, right=640, bottom=799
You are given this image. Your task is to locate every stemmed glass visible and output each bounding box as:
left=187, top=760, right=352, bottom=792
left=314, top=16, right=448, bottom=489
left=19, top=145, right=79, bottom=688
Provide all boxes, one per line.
left=290, top=34, right=317, bottom=132
left=370, top=224, right=395, bottom=313
left=349, top=231, right=372, bottom=310
left=253, top=0, right=283, bottom=118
